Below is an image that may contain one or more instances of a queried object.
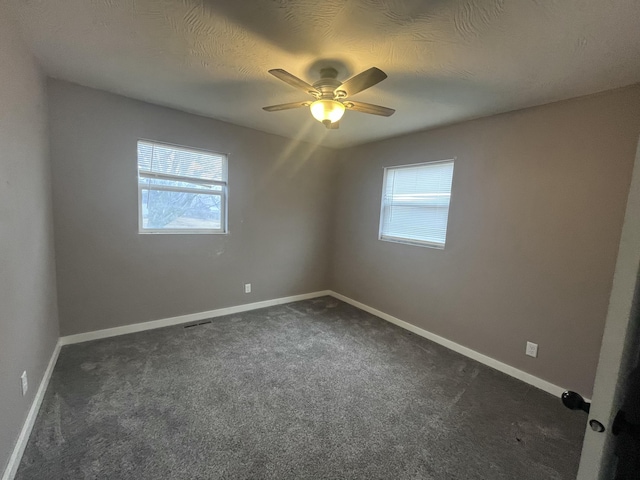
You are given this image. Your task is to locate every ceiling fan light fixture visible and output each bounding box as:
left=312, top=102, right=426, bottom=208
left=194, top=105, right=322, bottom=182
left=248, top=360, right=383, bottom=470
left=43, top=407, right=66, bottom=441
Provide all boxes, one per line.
left=310, top=99, right=345, bottom=124
left=264, top=67, right=394, bottom=128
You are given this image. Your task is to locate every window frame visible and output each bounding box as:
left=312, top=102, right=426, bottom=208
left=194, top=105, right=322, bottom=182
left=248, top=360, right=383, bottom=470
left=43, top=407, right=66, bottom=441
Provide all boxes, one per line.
left=378, top=158, right=455, bottom=249
left=137, top=139, right=229, bottom=235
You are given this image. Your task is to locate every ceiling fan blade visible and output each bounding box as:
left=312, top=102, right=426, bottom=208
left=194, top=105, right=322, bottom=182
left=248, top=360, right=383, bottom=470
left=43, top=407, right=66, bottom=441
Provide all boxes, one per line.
left=335, top=67, right=387, bottom=98
left=344, top=101, right=395, bottom=117
left=268, top=69, right=320, bottom=96
left=262, top=101, right=310, bottom=112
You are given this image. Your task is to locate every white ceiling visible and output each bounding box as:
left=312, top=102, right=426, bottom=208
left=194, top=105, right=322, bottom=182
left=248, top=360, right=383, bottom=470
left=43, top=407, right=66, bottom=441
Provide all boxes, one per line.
left=7, top=0, right=640, bottom=148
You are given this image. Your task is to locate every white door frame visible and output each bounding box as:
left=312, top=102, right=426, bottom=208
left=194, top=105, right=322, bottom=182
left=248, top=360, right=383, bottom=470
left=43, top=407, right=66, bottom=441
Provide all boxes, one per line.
left=577, top=136, right=640, bottom=479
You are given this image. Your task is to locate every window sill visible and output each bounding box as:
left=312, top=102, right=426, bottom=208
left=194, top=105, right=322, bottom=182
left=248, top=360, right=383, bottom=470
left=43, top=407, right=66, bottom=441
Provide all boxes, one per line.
left=138, top=229, right=228, bottom=235
left=379, top=236, right=445, bottom=250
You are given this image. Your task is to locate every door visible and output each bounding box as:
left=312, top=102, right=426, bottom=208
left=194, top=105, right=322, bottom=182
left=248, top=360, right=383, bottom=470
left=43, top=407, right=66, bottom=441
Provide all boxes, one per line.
left=577, top=138, right=640, bottom=479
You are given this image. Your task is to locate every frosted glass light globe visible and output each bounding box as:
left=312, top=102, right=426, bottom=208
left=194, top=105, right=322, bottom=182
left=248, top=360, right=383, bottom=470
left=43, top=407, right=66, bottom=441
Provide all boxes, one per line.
left=310, top=100, right=345, bottom=124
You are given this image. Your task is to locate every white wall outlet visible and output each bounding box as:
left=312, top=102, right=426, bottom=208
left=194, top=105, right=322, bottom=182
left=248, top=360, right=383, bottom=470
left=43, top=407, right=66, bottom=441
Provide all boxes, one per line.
left=244, top=283, right=251, bottom=294
left=526, top=341, right=538, bottom=358
left=21, top=371, right=28, bottom=396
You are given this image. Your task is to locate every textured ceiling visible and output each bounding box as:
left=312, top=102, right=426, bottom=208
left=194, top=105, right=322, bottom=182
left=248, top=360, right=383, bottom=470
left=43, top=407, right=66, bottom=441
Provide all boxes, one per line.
left=6, top=0, right=640, bottom=148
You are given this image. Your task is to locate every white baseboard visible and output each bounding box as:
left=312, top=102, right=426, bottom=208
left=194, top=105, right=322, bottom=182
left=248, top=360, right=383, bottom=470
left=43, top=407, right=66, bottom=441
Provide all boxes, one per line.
left=58, top=288, right=568, bottom=397
left=59, top=290, right=332, bottom=345
left=328, top=291, right=567, bottom=398
left=2, top=340, right=61, bottom=480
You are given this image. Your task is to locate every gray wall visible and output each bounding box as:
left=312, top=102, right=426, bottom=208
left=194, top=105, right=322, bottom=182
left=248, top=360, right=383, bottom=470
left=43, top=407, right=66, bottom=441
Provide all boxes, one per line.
left=330, top=86, right=640, bottom=397
left=44, top=77, right=640, bottom=397
left=0, top=9, right=60, bottom=474
left=47, top=80, right=337, bottom=336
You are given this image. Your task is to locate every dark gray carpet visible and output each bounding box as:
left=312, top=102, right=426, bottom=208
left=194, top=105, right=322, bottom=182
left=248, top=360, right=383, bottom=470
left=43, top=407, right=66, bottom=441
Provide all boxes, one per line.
left=17, top=297, right=586, bottom=479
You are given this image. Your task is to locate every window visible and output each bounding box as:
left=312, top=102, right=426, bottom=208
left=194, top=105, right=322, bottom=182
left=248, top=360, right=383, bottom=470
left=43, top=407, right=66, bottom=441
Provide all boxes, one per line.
left=379, top=160, right=454, bottom=248
left=137, top=140, right=228, bottom=234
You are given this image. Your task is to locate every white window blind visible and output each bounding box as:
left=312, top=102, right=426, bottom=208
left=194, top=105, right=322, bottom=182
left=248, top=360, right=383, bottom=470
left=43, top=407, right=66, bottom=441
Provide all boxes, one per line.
left=379, top=160, right=454, bottom=248
left=137, top=140, right=228, bottom=234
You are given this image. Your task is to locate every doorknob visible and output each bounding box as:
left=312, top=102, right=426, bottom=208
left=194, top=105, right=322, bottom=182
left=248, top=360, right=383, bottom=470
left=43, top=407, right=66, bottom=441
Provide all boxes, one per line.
left=562, top=390, right=591, bottom=413
left=562, top=391, right=608, bottom=433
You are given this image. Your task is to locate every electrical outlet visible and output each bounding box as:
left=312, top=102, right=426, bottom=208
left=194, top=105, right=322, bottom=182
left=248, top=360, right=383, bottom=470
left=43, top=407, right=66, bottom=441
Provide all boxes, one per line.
left=526, top=342, right=538, bottom=358
left=21, top=371, right=28, bottom=396
left=244, top=283, right=251, bottom=294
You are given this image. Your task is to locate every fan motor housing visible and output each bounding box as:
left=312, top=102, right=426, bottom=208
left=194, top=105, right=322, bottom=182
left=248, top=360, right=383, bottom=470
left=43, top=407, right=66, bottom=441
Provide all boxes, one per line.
left=313, top=67, right=343, bottom=100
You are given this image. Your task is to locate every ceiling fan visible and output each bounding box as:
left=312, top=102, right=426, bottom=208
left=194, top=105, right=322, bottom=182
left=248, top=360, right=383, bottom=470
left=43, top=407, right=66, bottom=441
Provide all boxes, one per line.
left=263, top=67, right=395, bottom=129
